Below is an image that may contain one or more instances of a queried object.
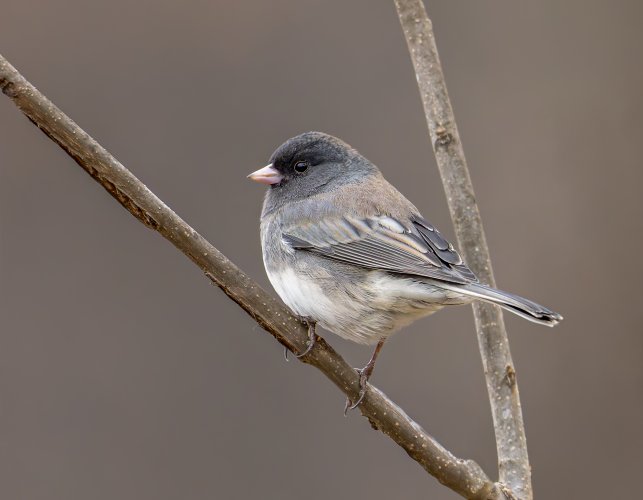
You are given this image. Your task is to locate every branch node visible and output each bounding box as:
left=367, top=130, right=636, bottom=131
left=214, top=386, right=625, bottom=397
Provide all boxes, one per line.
left=0, top=77, right=18, bottom=97
left=498, top=482, right=519, bottom=500
left=504, top=365, right=516, bottom=388
left=434, top=124, right=453, bottom=148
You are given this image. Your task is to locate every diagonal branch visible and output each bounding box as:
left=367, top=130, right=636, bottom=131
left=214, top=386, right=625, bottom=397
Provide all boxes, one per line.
left=394, top=1, right=532, bottom=498
left=0, top=54, right=505, bottom=499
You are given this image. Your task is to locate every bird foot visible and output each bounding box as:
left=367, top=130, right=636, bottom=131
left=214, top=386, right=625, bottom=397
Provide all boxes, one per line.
left=343, top=340, right=384, bottom=415
left=296, top=318, right=317, bottom=358
left=283, top=317, right=317, bottom=361
left=344, top=367, right=371, bottom=415
left=344, top=363, right=375, bottom=416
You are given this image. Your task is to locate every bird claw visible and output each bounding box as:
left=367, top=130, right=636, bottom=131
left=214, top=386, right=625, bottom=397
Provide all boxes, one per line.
left=344, top=368, right=369, bottom=415
left=295, top=335, right=315, bottom=358
left=283, top=318, right=317, bottom=361
left=296, top=318, right=317, bottom=358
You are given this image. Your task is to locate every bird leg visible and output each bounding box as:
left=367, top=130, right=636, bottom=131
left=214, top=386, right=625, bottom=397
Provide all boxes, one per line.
left=344, top=340, right=385, bottom=414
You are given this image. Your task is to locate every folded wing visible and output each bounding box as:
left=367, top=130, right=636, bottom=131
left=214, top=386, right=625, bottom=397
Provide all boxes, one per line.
left=283, top=214, right=477, bottom=285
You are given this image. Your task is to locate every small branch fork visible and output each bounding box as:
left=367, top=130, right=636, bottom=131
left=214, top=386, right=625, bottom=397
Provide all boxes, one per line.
left=1, top=54, right=505, bottom=499
left=394, top=1, right=532, bottom=498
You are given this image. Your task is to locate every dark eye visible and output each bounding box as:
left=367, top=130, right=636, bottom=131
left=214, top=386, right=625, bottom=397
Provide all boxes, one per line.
left=293, top=160, right=309, bottom=173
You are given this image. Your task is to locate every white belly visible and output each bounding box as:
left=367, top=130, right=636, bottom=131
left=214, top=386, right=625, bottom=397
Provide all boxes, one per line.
left=265, top=266, right=467, bottom=345
left=266, top=267, right=337, bottom=322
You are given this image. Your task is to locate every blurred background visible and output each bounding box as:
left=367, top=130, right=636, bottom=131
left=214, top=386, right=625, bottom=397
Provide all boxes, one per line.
left=1, top=1, right=641, bottom=498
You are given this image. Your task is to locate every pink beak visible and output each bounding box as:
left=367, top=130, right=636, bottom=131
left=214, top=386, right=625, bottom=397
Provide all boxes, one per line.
left=247, top=164, right=283, bottom=185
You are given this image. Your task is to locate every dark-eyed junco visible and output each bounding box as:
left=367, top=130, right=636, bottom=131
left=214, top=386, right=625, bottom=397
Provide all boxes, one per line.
left=248, top=132, right=562, bottom=409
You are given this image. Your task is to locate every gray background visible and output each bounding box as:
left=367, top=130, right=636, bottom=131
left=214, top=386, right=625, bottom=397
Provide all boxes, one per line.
left=1, top=1, right=641, bottom=498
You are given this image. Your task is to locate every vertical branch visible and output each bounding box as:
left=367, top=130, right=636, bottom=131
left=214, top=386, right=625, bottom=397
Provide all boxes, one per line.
left=393, top=1, right=532, bottom=498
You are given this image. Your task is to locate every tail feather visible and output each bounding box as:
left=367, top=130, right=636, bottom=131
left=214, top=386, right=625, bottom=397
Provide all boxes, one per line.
left=441, top=282, right=563, bottom=326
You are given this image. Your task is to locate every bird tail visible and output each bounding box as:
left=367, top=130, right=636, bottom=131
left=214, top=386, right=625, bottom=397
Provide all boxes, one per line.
left=439, top=282, right=563, bottom=326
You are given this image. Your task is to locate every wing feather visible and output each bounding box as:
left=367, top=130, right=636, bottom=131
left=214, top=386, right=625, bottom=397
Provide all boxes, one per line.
left=283, top=215, right=477, bottom=285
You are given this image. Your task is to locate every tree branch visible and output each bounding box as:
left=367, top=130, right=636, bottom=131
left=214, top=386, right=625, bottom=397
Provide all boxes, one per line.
left=394, top=1, right=532, bottom=498
left=0, top=54, right=505, bottom=499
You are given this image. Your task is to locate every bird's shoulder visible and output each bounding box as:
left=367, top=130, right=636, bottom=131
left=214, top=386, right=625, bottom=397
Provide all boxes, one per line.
left=276, top=173, right=419, bottom=227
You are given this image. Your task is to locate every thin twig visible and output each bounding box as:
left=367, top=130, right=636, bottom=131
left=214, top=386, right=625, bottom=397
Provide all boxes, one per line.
left=394, top=1, right=532, bottom=498
left=0, top=54, right=503, bottom=499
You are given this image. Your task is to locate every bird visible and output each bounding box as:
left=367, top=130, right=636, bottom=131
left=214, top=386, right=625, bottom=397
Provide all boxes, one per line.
left=248, top=131, right=562, bottom=411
